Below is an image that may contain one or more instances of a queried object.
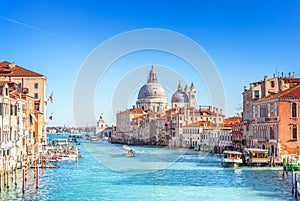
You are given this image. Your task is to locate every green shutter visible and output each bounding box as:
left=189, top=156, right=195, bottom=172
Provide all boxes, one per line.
left=15, top=105, right=18, bottom=116
left=10, top=104, right=13, bottom=115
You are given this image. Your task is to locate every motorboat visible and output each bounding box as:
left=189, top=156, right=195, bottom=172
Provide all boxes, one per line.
left=222, top=150, right=243, bottom=167
left=122, top=145, right=130, bottom=150
left=126, top=150, right=135, bottom=157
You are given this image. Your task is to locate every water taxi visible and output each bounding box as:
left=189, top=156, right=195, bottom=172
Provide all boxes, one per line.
left=244, top=148, right=269, bottom=166
left=52, top=138, right=68, bottom=146
left=222, top=150, right=243, bottom=167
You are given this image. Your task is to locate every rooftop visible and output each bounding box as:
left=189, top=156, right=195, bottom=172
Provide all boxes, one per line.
left=257, top=84, right=300, bottom=101
left=184, top=121, right=211, bottom=127
left=0, top=61, right=44, bottom=77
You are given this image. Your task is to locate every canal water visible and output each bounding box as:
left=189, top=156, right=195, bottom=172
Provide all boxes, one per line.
left=0, top=134, right=297, bottom=200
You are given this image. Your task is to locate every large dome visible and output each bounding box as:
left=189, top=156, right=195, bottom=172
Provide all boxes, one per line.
left=138, top=82, right=166, bottom=99
left=136, top=66, right=168, bottom=113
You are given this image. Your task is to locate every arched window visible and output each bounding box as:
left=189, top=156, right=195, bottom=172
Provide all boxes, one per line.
left=292, top=125, right=298, bottom=140
left=292, top=103, right=297, bottom=118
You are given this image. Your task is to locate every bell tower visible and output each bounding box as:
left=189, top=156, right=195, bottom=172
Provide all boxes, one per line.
left=189, top=82, right=197, bottom=108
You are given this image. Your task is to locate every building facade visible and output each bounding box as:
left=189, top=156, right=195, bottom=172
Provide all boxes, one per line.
left=0, top=81, right=37, bottom=171
left=114, top=66, right=225, bottom=148
left=251, top=84, right=300, bottom=156
left=243, top=74, right=300, bottom=156
left=182, top=121, right=207, bottom=148
left=199, top=126, right=232, bottom=153
left=0, top=61, right=47, bottom=149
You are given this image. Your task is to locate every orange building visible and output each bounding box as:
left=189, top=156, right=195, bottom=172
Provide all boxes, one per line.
left=251, top=84, right=300, bottom=156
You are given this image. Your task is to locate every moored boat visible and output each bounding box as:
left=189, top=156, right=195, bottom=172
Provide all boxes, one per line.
left=244, top=149, right=269, bottom=166
left=222, top=150, right=243, bottom=167
left=285, top=154, right=300, bottom=171
left=60, top=154, right=77, bottom=161
left=49, top=155, right=62, bottom=161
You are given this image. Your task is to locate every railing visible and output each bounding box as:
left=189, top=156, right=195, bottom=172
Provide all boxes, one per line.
left=257, top=117, right=266, bottom=123
left=257, top=138, right=268, bottom=142
left=265, top=117, right=278, bottom=121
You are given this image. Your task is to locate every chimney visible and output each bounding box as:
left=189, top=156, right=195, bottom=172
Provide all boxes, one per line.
left=8, top=62, right=16, bottom=69
left=264, top=76, right=268, bottom=97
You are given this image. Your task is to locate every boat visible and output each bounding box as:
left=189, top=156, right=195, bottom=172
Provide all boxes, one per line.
left=90, top=136, right=100, bottom=141
left=285, top=155, right=300, bottom=171
left=244, top=148, right=269, bottom=166
left=126, top=150, right=135, bottom=157
left=69, top=133, right=82, bottom=138
left=49, top=155, right=62, bottom=161
left=70, top=137, right=81, bottom=145
left=52, top=138, right=68, bottom=146
left=222, top=150, right=243, bottom=167
left=30, top=165, right=59, bottom=169
left=122, top=145, right=130, bottom=150
left=60, top=154, right=77, bottom=161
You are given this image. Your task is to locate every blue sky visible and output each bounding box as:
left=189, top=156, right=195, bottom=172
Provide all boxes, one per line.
left=1, top=0, right=300, bottom=126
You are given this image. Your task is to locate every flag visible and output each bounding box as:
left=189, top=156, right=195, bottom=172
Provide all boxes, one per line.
left=47, top=91, right=53, bottom=103
left=30, top=113, right=37, bottom=122
left=49, top=113, right=53, bottom=120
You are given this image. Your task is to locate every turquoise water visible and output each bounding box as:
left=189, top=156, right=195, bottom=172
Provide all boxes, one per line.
left=0, top=134, right=297, bottom=200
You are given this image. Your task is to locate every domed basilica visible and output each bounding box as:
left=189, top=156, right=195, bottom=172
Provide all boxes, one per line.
left=136, top=66, right=197, bottom=112
left=136, top=66, right=168, bottom=112
left=171, top=81, right=196, bottom=109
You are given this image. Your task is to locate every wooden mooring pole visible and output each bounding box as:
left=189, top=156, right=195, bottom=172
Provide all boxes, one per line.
left=22, top=167, right=25, bottom=194
left=292, top=169, right=295, bottom=195
left=295, top=172, right=298, bottom=199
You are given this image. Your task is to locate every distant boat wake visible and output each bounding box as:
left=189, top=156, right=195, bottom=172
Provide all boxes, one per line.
left=83, top=141, right=208, bottom=174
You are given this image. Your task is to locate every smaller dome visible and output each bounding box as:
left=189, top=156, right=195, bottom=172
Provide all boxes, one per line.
left=172, top=91, right=189, bottom=103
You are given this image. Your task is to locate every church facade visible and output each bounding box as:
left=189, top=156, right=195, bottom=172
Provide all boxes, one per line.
left=113, top=66, right=226, bottom=148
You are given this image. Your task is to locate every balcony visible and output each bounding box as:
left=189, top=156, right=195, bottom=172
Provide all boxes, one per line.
left=265, top=117, right=278, bottom=122
left=257, top=138, right=268, bottom=142
left=257, top=117, right=266, bottom=123
left=269, top=139, right=277, bottom=143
